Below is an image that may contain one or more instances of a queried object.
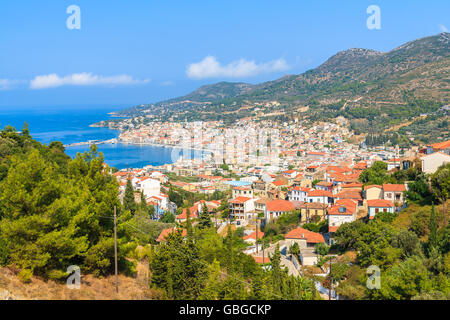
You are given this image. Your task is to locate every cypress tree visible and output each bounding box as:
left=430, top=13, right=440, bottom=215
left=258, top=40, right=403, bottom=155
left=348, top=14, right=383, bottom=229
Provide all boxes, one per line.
left=124, top=177, right=137, bottom=214
left=271, top=244, right=282, bottom=297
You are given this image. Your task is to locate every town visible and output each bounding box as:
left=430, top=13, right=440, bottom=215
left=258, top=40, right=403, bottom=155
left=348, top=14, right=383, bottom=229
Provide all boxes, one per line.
left=110, top=117, right=450, bottom=298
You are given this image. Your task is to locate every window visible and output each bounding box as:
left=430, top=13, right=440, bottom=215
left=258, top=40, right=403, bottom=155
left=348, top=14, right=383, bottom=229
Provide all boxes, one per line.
left=375, top=208, right=379, bottom=213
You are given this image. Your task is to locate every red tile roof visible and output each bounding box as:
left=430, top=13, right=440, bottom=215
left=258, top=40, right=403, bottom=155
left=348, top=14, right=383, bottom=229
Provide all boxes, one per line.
left=430, top=139, right=450, bottom=150
left=367, top=199, right=394, bottom=208
left=156, top=228, right=187, bottom=242
left=382, top=184, right=406, bottom=192
left=243, top=230, right=264, bottom=240
left=266, top=199, right=295, bottom=212
left=253, top=256, right=271, bottom=264
left=342, top=183, right=363, bottom=188
left=316, top=181, right=333, bottom=187
left=176, top=206, right=198, bottom=220
left=272, top=180, right=287, bottom=186
left=229, top=196, right=252, bottom=204
left=308, top=190, right=332, bottom=197
left=334, top=190, right=362, bottom=200
left=328, top=199, right=357, bottom=215
left=364, top=184, right=382, bottom=191
left=285, top=227, right=325, bottom=243
left=292, top=186, right=311, bottom=192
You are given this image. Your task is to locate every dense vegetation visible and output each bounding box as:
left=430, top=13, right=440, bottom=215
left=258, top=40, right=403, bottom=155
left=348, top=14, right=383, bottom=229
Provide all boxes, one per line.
left=329, top=161, right=450, bottom=299
left=149, top=216, right=320, bottom=300
left=333, top=203, right=449, bottom=300
left=0, top=126, right=141, bottom=281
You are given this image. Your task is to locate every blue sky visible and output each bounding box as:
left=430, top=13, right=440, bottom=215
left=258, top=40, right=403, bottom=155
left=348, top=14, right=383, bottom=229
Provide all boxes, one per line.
left=0, top=0, right=448, bottom=109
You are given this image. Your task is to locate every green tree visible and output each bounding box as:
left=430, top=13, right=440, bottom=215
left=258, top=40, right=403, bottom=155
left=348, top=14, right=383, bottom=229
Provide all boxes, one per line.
left=198, top=204, right=212, bottom=229
left=124, top=178, right=137, bottom=215
left=270, top=244, right=282, bottom=297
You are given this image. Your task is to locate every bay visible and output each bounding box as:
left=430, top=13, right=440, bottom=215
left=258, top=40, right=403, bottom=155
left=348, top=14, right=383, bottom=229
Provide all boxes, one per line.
left=0, top=105, right=192, bottom=169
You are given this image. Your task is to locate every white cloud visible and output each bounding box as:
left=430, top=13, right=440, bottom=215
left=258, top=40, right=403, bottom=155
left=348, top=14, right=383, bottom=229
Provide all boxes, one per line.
left=186, top=56, right=290, bottom=79
left=0, top=79, right=24, bottom=90
left=161, top=80, right=175, bottom=86
left=439, top=24, right=448, bottom=32
left=30, top=72, right=151, bottom=89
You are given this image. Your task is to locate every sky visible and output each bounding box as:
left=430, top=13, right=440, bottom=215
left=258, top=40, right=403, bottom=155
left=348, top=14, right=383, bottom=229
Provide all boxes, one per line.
left=0, top=0, right=449, bottom=109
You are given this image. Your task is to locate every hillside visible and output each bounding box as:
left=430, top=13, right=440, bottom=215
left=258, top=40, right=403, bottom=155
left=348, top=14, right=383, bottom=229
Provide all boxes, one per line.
left=0, top=261, right=161, bottom=300
left=107, top=33, right=449, bottom=144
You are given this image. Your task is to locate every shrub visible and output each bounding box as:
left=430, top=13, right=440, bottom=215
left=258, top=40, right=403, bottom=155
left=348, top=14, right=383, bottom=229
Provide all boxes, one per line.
left=18, top=269, right=33, bottom=283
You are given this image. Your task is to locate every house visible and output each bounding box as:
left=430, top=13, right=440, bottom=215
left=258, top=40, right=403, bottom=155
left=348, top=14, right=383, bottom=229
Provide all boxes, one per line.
left=288, top=186, right=311, bottom=202
left=307, top=189, right=333, bottom=205
left=176, top=205, right=200, bottom=223
left=421, top=152, right=450, bottom=174
left=135, top=176, right=160, bottom=198
left=382, top=184, right=407, bottom=205
left=334, top=190, right=363, bottom=206
left=264, top=199, right=296, bottom=223
left=367, top=199, right=395, bottom=219
left=328, top=199, right=358, bottom=233
left=271, top=179, right=288, bottom=189
left=255, top=198, right=269, bottom=213
left=364, top=185, right=383, bottom=200
left=229, top=196, right=256, bottom=223
left=283, top=170, right=299, bottom=179
left=285, top=227, right=325, bottom=248
left=315, top=181, right=334, bottom=192
left=426, top=139, right=450, bottom=155
left=243, top=230, right=264, bottom=244
left=285, top=227, right=325, bottom=266
left=340, top=183, right=363, bottom=192
left=232, top=186, right=254, bottom=199
left=170, top=181, right=196, bottom=192
left=387, top=158, right=402, bottom=171
left=292, top=201, right=328, bottom=223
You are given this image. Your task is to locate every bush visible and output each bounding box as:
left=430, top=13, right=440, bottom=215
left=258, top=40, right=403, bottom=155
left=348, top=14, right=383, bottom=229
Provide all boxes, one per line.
left=18, top=269, right=33, bottom=283
left=0, top=236, right=9, bottom=266
left=47, top=269, right=70, bottom=281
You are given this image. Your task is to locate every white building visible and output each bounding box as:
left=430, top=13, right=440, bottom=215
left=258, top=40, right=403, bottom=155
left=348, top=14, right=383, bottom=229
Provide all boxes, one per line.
left=134, top=176, right=160, bottom=198
left=421, top=152, right=450, bottom=174
left=289, top=187, right=311, bottom=202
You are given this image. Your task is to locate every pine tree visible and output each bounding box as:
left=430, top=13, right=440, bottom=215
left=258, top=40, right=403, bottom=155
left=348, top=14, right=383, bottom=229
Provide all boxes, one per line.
left=140, top=191, right=147, bottom=209
left=198, top=204, right=212, bottom=229
left=123, top=177, right=137, bottom=214
left=270, top=244, right=282, bottom=297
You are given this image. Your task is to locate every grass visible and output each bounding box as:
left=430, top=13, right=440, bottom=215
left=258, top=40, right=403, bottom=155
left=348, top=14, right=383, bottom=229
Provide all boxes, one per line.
left=0, top=261, right=164, bottom=300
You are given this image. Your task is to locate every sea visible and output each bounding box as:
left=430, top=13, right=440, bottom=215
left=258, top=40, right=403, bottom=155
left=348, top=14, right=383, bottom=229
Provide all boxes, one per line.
left=0, top=105, right=198, bottom=169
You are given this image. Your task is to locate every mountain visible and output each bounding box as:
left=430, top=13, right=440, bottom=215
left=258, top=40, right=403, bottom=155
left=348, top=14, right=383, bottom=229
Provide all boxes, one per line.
left=110, top=33, right=449, bottom=144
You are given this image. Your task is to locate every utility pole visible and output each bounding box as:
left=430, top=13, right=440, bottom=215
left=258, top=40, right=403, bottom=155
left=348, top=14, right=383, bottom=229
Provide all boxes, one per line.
left=328, top=256, right=334, bottom=300
left=262, top=238, right=265, bottom=264
left=255, top=217, right=259, bottom=253
left=114, top=206, right=118, bottom=294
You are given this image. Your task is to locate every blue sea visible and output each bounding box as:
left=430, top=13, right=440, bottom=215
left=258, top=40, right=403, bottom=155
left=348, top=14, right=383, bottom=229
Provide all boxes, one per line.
left=0, top=105, right=193, bottom=169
